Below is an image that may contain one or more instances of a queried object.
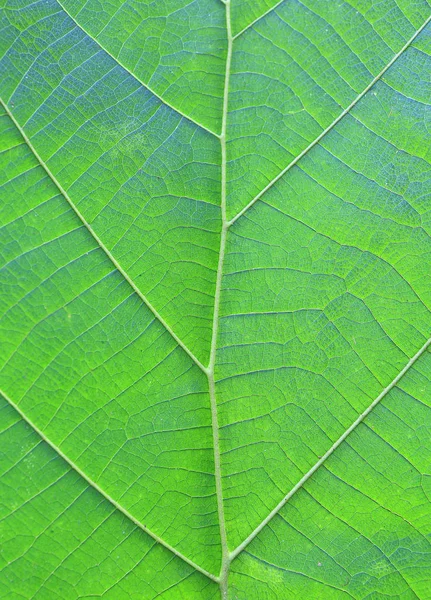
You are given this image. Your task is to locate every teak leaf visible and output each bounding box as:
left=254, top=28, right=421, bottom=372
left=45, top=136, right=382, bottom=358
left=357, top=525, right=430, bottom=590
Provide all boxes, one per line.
left=1, top=0, right=431, bottom=598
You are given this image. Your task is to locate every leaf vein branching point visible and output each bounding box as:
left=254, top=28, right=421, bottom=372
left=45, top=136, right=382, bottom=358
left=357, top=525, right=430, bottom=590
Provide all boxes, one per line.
left=0, top=389, right=220, bottom=583
left=227, top=13, right=431, bottom=227
left=229, top=335, right=431, bottom=560
left=0, top=97, right=207, bottom=375
left=54, top=0, right=221, bottom=138
left=3, top=4, right=431, bottom=598
left=232, top=0, right=287, bottom=40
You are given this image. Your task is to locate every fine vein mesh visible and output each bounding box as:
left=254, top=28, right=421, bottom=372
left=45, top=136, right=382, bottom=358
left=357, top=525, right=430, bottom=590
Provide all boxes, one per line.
left=228, top=350, right=431, bottom=598
left=0, top=396, right=219, bottom=599
left=58, top=0, right=227, bottom=133
left=217, top=18, right=431, bottom=550
left=0, top=0, right=221, bottom=365
left=1, top=0, right=431, bottom=597
left=0, top=107, right=221, bottom=573
left=226, top=0, right=431, bottom=219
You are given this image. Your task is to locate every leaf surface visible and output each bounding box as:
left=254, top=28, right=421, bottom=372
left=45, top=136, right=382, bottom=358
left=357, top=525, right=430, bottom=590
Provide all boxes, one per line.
left=1, top=0, right=431, bottom=598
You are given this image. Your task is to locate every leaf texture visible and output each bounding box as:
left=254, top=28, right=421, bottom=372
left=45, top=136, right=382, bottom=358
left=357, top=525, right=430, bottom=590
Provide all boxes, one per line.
left=1, top=0, right=431, bottom=598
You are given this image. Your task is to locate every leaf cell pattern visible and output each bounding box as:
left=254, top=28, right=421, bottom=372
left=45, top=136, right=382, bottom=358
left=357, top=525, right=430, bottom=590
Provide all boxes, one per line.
left=1, top=0, right=431, bottom=598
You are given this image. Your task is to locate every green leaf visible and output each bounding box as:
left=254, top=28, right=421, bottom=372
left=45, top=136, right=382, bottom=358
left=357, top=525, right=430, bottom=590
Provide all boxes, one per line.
left=1, top=0, right=431, bottom=598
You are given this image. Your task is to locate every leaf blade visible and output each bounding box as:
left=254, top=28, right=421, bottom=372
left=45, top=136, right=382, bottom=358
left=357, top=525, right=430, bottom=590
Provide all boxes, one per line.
left=229, top=349, right=431, bottom=598
left=0, top=396, right=220, bottom=599
left=0, top=106, right=221, bottom=573
left=1, top=0, right=431, bottom=597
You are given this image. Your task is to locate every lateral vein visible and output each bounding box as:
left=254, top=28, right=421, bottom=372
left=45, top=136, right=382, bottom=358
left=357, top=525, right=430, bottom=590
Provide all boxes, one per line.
left=228, top=13, right=431, bottom=227
left=230, top=335, right=431, bottom=560
left=0, top=96, right=207, bottom=375
left=54, top=0, right=220, bottom=138
left=0, top=388, right=220, bottom=583
left=233, top=0, right=287, bottom=40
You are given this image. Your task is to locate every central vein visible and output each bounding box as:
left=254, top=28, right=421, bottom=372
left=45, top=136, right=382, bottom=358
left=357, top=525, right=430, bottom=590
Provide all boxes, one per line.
left=207, top=0, right=233, bottom=596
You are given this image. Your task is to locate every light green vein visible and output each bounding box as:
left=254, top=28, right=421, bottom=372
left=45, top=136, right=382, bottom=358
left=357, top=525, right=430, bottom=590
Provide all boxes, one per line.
left=228, top=13, right=431, bottom=226
left=229, top=335, right=431, bottom=560
left=233, top=0, right=286, bottom=40
left=0, top=96, right=207, bottom=375
left=0, top=388, right=220, bottom=584
left=53, top=0, right=221, bottom=138
left=207, top=0, right=232, bottom=596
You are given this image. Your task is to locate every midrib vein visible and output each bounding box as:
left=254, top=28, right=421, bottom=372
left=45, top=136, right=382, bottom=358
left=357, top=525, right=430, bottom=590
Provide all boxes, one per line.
left=208, top=1, right=232, bottom=597
left=0, top=96, right=207, bottom=375
left=54, top=0, right=220, bottom=139
left=229, top=335, right=431, bottom=560
left=0, top=388, right=219, bottom=583
left=228, top=13, right=431, bottom=226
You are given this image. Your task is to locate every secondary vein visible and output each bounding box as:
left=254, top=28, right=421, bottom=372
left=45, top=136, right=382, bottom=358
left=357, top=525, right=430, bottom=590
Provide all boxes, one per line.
left=228, top=13, right=431, bottom=227
left=232, top=0, right=287, bottom=40
left=0, top=388, right=220, bottom=583
left=0, top=96, right=207, bottom=375
left=229, top=335, right=431, bottom=560
left=54, top=0, right=221, bottom=139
